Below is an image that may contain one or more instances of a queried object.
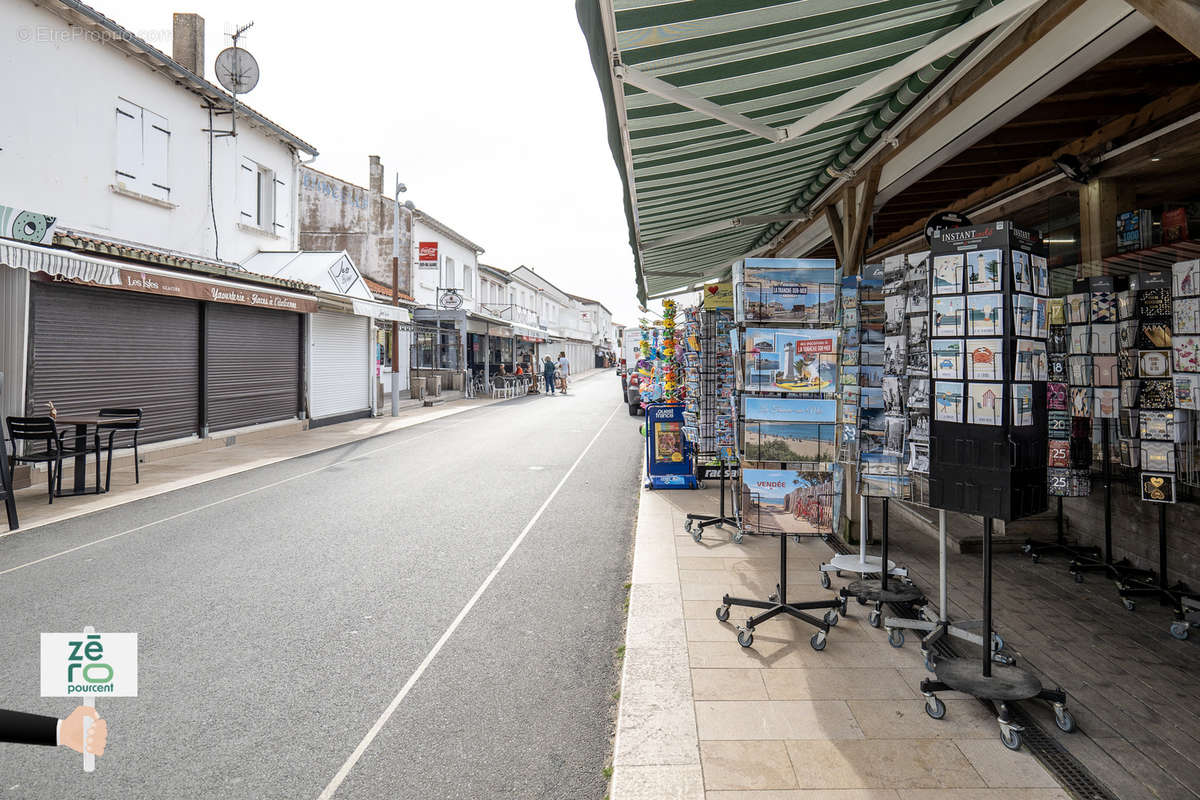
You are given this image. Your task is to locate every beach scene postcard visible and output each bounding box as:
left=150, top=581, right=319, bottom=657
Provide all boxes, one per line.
left=932, top=254, right=963, bottom=295
left=740, top=467, right=837, bottom=535
left=744, top=327, right=839, bottom=392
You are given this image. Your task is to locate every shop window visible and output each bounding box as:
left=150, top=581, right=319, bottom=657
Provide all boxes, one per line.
left=115, top=98, right=171, bottom=202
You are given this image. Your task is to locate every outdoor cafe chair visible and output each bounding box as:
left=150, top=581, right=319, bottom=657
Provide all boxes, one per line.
left=98, top=407, right=144, bottom=490
left=5, top=416, right=100, bottom=504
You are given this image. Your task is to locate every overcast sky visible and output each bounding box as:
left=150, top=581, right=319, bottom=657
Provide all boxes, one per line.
left=104, top=0, right=668, bottom=327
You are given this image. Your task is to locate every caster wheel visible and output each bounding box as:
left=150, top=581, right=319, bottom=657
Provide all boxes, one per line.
left=1170, top=622, right=1190, bottom=640
left=698, top=481, right=707, bottom=490
left=819, top=571, right=831, bottom=589
left=839, top=597, right=848, bottom=615
left=924, top=696, right=946, bottom=720
left=1021, top=543, right=1032, bottom=555
left=684, top=520, right=693, bottom=534
left=715, top=605, right=730, bottom=622
left=868, top=610, right=882, bottom=628
left=1031, top=554, right=1040, bottom=564
left=792, top=535, right=801, bottom=544
left=1074, top=572, right=1084, bottom=583
left=810, top=631, right=826, bottom=651
left=1001, top=728, right=1022, bottom=751
left=737, top=628, right=754, bottom=648
left=836, top=570, right=844, bottom=578
left=733, top=532, right=744, bottom=544
left=924, top=652, right=936, bottom=672
left=888, top=628, right=905, bottom=648
left=856, top=595, right=868, bottom=606
left=691, top=529, right=702, bottom=543
left=1123, top=598, right=1136, bottom=612
left=768, top=593, right=779, bottom=603
left=1054, top=707, right=1076, bottom=733
left=824, top=610, right=839, bottom=626
left=992, top=633, right=1004, bottom=652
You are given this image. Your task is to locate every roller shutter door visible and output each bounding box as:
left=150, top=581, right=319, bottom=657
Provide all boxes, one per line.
left=28, top=282, right=200, bottom=443
left=310, top=310, right=369, bottom=420
left=205, top=303, right=300, bottom=432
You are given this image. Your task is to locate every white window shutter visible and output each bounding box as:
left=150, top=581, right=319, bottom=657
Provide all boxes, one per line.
left=115, top=99, right=142, bottom=187
left=238, top=157, right=256, bottom=221
left=143, top=110, right=171, bottom=201
left=273, top=174, right=290, bottom=238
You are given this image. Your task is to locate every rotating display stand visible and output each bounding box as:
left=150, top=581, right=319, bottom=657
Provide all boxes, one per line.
left=920, top=517, right=1076, bottom=749
left=685, top=461, right=741, bottom=543
left=831, top=498, right=924, bottom=631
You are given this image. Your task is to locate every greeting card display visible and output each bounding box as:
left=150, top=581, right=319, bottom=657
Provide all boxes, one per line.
left=734, top=259, right=839, bottom=323
left=742, top=328, right=839, bottom=393
left=740, top=467, right=837, bottom=534
left=927, top=221, right=1049, bottom=520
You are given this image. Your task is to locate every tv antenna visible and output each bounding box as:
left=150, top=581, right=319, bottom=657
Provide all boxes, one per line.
left=211, top=22, right=259, bottom=137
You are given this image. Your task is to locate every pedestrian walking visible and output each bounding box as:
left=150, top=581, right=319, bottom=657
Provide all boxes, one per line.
left=557, top=351, right=570, bottom=394
left=542, top=356, right=557, bottom=395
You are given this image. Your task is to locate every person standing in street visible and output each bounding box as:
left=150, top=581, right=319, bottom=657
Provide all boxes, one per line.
left=543, top=355, right=557, bottom=395
left=557, top=351, right=570, bottom=394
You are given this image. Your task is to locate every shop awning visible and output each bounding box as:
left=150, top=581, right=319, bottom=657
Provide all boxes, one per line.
left=577, top=0, right=1044, bottom=303
left=1, top=239, right=318, bottom=313
left=467, top=312, right=514, bottom=335
left=352, top=299, right=411, bottom=323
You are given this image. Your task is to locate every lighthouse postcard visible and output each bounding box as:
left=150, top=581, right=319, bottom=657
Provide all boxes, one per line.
left=743, top=327, right=839, bottom=393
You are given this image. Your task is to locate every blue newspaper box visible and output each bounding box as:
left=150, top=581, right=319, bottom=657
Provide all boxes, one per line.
left=644, top=403, right=698, bottom=489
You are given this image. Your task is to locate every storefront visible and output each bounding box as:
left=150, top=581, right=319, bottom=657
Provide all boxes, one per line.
left=1, top=239, right=317, bottom=444
left=245, top=251, right=412, bottom=424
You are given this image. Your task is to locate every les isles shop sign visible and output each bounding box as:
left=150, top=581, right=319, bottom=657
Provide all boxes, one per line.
left=50, top=269, right=317, bottom=313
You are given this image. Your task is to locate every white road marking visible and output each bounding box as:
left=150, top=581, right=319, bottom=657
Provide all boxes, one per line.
left=0, top=409, right=504, bottom=577
left=316, top=402, right=623, bottom=799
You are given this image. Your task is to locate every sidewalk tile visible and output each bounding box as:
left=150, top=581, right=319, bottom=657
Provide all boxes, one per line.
left=700, top=740, right=799, bottom=791
left=691, top=668, right=768, bottom=701
left=953, top=740, right=1063, bottom=788
left=687, top=639, right=813, bottom=669
left=610, top=764, right=704, bottom=800
left=785, top=739, right=987, bottom=789
left=707, top=791, right=900, bottom=800
left=848, top=699, right=999, bottom=739
left=763, top=668, right=918, bottom=701
left=897, top=791, right=1069, bottom=800
left=695, top=700, right=863, bottom=741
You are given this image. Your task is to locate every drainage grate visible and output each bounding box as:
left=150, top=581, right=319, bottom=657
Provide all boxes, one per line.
left=821, top=534, right=1118, bottom=800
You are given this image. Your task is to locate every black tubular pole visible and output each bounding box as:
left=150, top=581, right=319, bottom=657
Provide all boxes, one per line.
left=983, top=516, right=993, bottom=679
left=880, top=497, right=890, bottom=592
left=779, top=525, right=788, bottom=606
left=1056, top=496, right=1064, bottom=543
left=1103, top=419, right=1113, bottom=564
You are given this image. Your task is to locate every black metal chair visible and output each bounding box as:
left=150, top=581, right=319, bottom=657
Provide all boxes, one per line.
left=5, top=416, right=95, bottom=504
left=0, top=429, right=18, bottom=530
left=98, top=408, right=144, bottom=491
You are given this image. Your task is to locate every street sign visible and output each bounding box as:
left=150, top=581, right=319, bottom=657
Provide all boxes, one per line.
left=418, top=241, right=439, bottom=269
left=439, top=290, right=463, bottom=310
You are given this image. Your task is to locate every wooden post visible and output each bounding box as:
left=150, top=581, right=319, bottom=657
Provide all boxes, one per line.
left=845, top=165, right=882, bottom=272
left=1122, top=0, right=1200, bottom=60
left=825, top=205, right=845, bottom=264
left=1079, top=178, right=1134, bottom=277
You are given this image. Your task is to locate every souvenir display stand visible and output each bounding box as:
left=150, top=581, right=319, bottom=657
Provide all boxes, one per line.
left=644, top=402, right=698, bottom=489
left=715, top=258, right=843, bottom=652
left=825, top=259, right=925, bottom=623
left=917, top=222, right=1077, bottom=749
left=681, top=303, right=740, bottom=541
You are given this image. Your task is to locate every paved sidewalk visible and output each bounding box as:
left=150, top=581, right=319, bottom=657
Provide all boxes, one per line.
left=3, top=395, right=507, bottom=535
left=612, top=484, right=1070, bottom=799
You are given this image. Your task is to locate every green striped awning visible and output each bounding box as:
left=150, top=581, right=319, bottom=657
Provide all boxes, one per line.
left=578, top=0, right=1015, bottom=304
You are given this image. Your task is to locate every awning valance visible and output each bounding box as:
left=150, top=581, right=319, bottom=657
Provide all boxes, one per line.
left=352, top=299, right=410, bottom=323
left=577, top=0, right=1033, bottom=303
left=1, top=240, right=318, bottom=313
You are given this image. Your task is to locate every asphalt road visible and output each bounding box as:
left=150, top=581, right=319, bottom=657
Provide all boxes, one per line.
left=0, top=370, right=642, bottom=799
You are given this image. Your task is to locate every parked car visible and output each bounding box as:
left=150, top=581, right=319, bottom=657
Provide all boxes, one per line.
left=625, top=374, right=643, bottom=416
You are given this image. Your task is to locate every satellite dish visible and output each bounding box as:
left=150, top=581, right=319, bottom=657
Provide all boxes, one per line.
left=214, top=47, right=260, bottom=95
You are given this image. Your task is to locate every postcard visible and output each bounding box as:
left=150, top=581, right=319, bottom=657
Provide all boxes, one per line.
left=860, top=474, right=911, bottom=499
left=1118, top=290, right=1136, bottom=320
left=934, top=381, right=964, bottom=423
left=1140, top=287, right=1172, bottom=319
left=932, top=339, right=964, bottom=379
left=735, top=258, right=839, bottom=323
left=1047, top=382, right=1067, bottom=411
left=1119, top=320, right=1139, bottom=349
left=1033, top=341, right=1048, bottom=382
left=1012, top=383, right=1033, bottom=426
left=1016, top=339, right=1037, bottom=381
left=1140, top=409, right=1174, bottom=441
left=1175, top=374, right=1199, bottom=410
left=1065, top=293, right=1089, bottom=325
left=1048, top=410, right=1071, bottom=438
left=967, top=382, right=1004, bottom=425
left=1140, top=349, right=1172, bottom=378
left=1011, top=249, right=1032, bottom=294
left=1032, top=253, right=1049, bottom=297
left=1090, top=323, right=1117, bottom=355
left=908, top=440, right=930, bottom=474
left=1048, top=439, right=1070, bottom=468
left=1070, top=387, right=1092, bottom=418
left=1092, top=291, right=1117, bottom=323
left=884, top=294, right=906, bottom=334
left=906, top=281, right=929, bottom=315
left=1140, top=378, right=1175, bottom=410
left=743, top=420, right=837, bottom=463
left=968, top=293, right=1004, bottom=336
left=1119, top=408, right=1139, bottom=439
left=883, top=414, right=907, bottom=457
left=1034, top=297, right=1048, bottom=339
left=1174, top=336, right=1200, bottom=373
left=1068, top=325, right=1090, bottom=355
left=882, top=376, right=904, bottom=414
left=1012, top=294, right=1034, bottom=337
left=1093, top=355, right=1119, bottom=386
left=908, top=314, right=930, bottom=346
left=1068, top=355, right=1092, bottom=386
left=932, top=296, right=965, bottom=337
left=1138, top=320, right=1172, bottom=350
left=860, top=345, right=884, bottom=366
left=884, top=335, right=907, bottom=375
left=907, top=341, right=930, bottom=375
left=1142, top=442, right=1176, bottom=475
left=966, top=249, right=1003, bottom=293
left=966, top=338, right=1003, bottom=380
left=908, top=412, right=930, bottom=441
left=1122, top=379, right=1141, bottom=407
left=907, top=378, right=930, bottom=407
left=1049, top=353, right=1068, bottom=382
left=1094, top=387, right=1119, bottom=418
left=1048, top=297, right=1066, bottom=326
left=1140, top=472, right=1176, bottom=504
left=743, top=328, right=840, bottom=393
left=932, top=254, right=964, bottom=295
left=1174, top=259, right=1200, bottom=297
left=860, top=300, right=885, bottom=325
left=740, top=467, right=837, bottom=534
left=743, top=397, right=839, bottom=423
left=1174, top=297, right=1200, bottom=335
left=859, top=364, right=884, bottom=388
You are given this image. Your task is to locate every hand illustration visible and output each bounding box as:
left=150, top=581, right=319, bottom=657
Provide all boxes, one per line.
left=60, top=706, right=107, bottom=756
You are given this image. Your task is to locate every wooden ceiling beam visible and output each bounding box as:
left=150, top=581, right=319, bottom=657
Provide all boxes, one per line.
left=1121, top=0, right=1200, bottom=60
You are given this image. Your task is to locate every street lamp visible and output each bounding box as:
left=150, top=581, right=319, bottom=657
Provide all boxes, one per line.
left=391, top=177, right=416, bottom=416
